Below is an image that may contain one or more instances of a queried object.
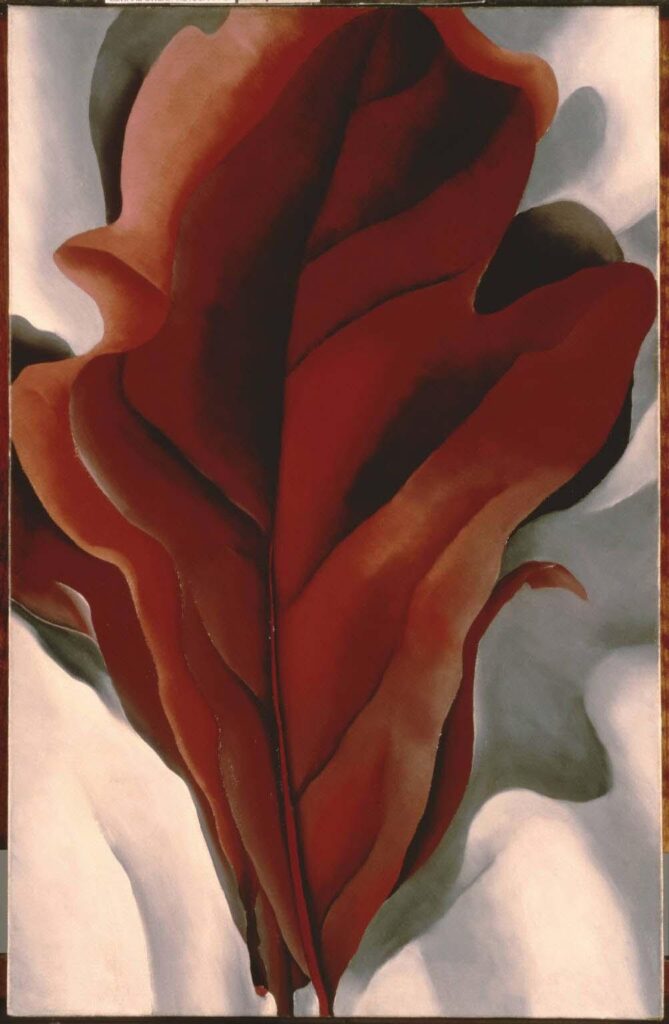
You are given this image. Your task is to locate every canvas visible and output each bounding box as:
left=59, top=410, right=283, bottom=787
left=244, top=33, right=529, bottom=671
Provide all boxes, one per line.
left=7, top=4, right=662, bottom=1017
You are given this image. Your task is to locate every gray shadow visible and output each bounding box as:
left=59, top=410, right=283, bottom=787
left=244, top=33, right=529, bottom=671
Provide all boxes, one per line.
left=523, top=87, right=607, bottom=208
left=466, top=8, right=570, bottom=53
left=615, top=213, right=658, bottom=430
left=12, top=603, right=126, bottom=721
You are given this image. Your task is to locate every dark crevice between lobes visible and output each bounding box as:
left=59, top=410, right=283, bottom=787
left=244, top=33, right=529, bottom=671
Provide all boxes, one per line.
left=356, top=8, right=442, bottom=105
left=342, top=200, right=636, bottom=548
left=305, top=37, right=516, bottom=262
left=476, top=200, right=633, bottom=522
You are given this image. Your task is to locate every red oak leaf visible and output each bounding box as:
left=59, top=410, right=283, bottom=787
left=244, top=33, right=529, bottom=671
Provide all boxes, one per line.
left=12, top=7, right=656, bottom=1014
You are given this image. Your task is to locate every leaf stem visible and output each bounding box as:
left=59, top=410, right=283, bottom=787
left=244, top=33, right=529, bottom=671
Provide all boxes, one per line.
left=268, top=542, right=332, bottom=1016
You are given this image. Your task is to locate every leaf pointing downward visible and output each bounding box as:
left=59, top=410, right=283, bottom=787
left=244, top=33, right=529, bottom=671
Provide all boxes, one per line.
left=12, top=7, right=656, bottom=1014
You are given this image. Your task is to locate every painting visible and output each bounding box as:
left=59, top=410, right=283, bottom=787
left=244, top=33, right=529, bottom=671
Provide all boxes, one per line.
left=7, top=3, right=661, bottom=1017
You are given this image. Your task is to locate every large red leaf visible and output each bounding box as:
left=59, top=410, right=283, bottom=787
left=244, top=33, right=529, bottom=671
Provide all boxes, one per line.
left=12, top=7, right=656, bottom=1014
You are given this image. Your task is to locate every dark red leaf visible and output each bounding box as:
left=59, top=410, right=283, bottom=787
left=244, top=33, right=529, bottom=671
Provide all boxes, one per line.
left=11, top=8, right=655, bottom=1014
